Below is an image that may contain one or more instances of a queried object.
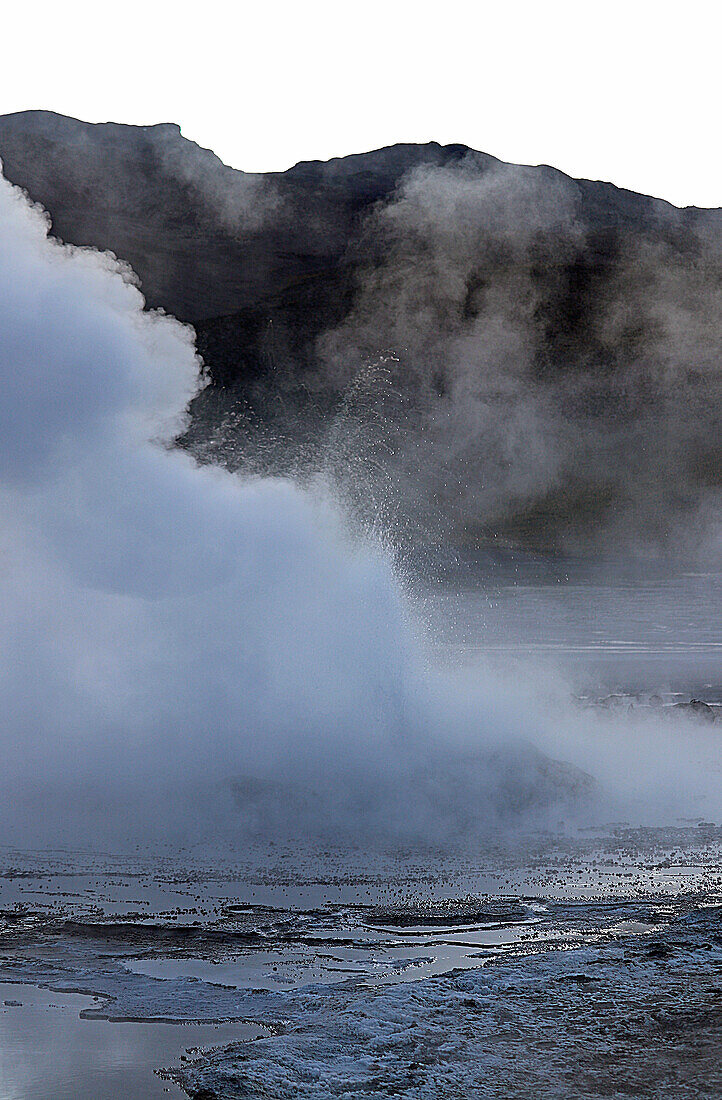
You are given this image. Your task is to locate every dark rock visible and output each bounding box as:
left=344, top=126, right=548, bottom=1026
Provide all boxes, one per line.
left=671, top=700, right=718, bottom=723
left=484, top=745, right=598, bottom=817
left=365, top=898, right=528, bottom=929
left=646, top=941, right=673, bottom=959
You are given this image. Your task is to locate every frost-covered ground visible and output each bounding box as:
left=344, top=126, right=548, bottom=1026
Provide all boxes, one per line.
left=1, top=831, right=721, bottom=1098
left=181, top=899, right=722, bottom=1099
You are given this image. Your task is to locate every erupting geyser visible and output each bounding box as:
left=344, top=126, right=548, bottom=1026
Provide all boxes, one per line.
left=0, top=171, right=719, bottom=847
left=0, top=170, right=419, bottom=842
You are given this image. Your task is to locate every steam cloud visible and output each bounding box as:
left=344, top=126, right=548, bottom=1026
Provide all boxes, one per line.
left=311, top=158, right=722, bottom=556
left=0, top=171, right=719, bottom=849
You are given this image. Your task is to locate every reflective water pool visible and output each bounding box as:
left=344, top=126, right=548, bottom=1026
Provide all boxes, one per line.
left=0, top=981, right=263, bottom=1100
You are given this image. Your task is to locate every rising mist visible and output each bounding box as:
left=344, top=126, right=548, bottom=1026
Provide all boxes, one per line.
left=0, top=169, right=719, bottom=851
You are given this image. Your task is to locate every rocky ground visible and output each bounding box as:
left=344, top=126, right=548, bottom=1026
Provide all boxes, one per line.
left=180, top=900, right=722, bottom=1099
left=1, top=830, right=720, bottom=1098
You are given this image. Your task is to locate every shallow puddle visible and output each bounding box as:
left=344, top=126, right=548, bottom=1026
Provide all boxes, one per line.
left=122, top=918, right=537, bottom=993
left=0, top=981, right=262, bottom=1100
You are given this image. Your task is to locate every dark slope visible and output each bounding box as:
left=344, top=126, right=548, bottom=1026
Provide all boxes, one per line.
left=0, top=112, right=477, bottom=320
left=0, top=111, right=718, bottom=386
left=1, top=111, right=714, bottom=378
left=1, top=111, right=720, bottom=554
left=0, top=114, right=491, bottom=384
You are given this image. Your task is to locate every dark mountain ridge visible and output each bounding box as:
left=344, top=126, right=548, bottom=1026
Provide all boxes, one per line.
left=1, top=111, right=720, bottom=555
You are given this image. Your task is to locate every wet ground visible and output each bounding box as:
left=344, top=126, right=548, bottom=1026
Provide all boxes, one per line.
left=1, top=827, right=721, bottom=1097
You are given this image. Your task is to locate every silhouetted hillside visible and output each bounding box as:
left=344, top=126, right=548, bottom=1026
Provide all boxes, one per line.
left=1, top=111, right=720, bottom=555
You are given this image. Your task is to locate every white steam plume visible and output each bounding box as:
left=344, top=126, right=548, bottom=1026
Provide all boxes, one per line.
left=0, top=172, right=719, bottom=848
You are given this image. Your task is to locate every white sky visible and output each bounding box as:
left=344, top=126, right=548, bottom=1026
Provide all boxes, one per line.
left=2, top=0, right=720, bottom=208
